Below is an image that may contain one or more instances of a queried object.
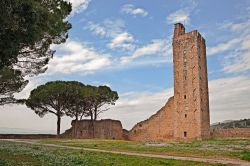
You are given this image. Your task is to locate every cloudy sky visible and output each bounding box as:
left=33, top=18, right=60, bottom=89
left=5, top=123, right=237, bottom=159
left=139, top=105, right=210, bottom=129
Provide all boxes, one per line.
left=1, top=0, right=250, bottom=134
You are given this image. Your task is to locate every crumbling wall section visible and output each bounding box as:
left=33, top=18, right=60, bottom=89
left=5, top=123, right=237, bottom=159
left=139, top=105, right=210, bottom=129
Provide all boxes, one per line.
left=63, top=119, right=126, bottom=140
left=128, top=97, right=175, bottom=142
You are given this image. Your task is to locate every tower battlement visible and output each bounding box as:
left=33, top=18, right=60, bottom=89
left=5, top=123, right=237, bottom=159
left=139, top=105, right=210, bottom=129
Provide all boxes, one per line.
left=174, top=23, right=185, bottom=37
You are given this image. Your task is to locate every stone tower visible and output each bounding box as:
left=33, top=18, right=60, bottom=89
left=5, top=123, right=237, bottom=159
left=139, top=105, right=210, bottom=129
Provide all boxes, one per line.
left=128, top=23, right=210, bottom=141
left=173, top=23, right=210, bottom=140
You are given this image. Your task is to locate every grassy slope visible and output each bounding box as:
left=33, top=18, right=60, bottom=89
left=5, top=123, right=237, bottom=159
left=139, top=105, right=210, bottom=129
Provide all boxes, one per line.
left=39, top=138, right=250, bottom=161
left=0, top=141, right=223, bottom=166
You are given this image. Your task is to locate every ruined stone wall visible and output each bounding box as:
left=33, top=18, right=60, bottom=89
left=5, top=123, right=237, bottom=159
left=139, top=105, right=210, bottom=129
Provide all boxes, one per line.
left=63, top=119, right=125, bottom=140
left=211, top=128, right=250, bottom=138
left=128, top=97, right=175, bottom=142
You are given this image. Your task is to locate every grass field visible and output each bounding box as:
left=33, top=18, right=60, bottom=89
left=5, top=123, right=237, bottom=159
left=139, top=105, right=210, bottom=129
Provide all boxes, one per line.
left=38, top=138, right=250, bottom=161
left=0, top=140, right=224, bottom=166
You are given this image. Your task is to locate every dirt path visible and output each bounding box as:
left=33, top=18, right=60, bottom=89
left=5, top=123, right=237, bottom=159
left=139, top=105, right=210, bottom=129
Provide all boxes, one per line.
left=1, top=139, right=250, bottom=166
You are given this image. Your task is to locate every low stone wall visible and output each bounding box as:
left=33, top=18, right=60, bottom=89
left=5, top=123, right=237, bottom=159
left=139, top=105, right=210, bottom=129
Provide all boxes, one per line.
left=62, top=119, right=127, bottom=140
left=211, top=128, right=250, bottom=138
left=0, top=134, right=56, bottom=139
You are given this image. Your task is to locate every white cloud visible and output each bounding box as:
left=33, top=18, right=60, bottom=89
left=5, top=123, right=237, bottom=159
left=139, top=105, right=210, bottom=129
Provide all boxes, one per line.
left=223, top=50, right=250, bottom=73
left=221, top=19, right=250, bottom=32
left=48, top=40, right=112, bottom=75
left=66, top=0, right=91, bottom=15
left=167, top=10, right=190, bottom=24
left=208, top=76, right=250, bottom=123
left=86, top=22, right=107, bottom=36
left=133, top=40, right=169, bottom=58
left=85, top=19, right=135, bottom=51
left=108, top=32, right=135, bottom=50
left=86, top=20, right=173, bottom=66
left=208, top=18, right=250, bottom=57
left=86, top=19, right=125, bottom=38
left=215, top=18, right=250, bottom=73
left=206, top=8, right=250, bottom=73
left=166, top=0, right=197, bottom=24
left=207, top=38, right=242, bottom=56
left=120, top=39, right=172, bottom=64
left=223, top=37, right=250, bottom=73
left=121, top=4, right=148, bottom=17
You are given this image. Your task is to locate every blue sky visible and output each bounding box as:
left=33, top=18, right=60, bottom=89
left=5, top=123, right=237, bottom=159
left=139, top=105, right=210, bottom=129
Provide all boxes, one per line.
left=0, top=0, right=250, bottom=133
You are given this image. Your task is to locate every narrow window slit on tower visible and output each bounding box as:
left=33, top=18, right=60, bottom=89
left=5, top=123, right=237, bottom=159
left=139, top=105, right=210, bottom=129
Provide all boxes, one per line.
left=184, top=95, right=186, bottom=99
left=184, top=131, right=187, bottom=137
left=185, top=114, right=187, bottom=118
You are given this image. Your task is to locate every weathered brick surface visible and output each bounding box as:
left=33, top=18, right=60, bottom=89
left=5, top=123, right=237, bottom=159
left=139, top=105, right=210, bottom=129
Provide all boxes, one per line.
left=173, top=23, right=210, bottom=140
left=63, top=119, right=126, bottom=140
left=128, top=23, right=210, bottom=141
left=211, top=128, right=250, bottom=138
left=128, top=97, right=175, bottom=141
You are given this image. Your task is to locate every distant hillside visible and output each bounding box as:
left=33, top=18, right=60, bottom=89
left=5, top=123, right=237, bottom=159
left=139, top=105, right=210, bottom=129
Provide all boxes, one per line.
left=211, top=119, right=250, bottom=129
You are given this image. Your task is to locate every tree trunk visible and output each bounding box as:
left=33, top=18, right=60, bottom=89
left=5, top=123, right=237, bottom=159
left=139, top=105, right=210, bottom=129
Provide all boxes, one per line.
left=90, top=111, right=93, bottom=121
left=57, top=115, right=61, bottom=135
left=91, top=118, right=95, bottom=138
left=74, top=120, right=78, bottom=138
left=74, top=111, right=79, bottom=138
left=89, top=111, right=94, bottom=138
left=94, top=106, right=97, bottom=121
left=94, top=112, right=97, bottom=121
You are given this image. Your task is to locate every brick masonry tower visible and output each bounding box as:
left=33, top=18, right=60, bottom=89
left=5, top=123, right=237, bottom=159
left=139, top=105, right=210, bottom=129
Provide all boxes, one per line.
left=173, top=23, right=210, bottom=140
left=128, top=23, right=210, bottom=141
